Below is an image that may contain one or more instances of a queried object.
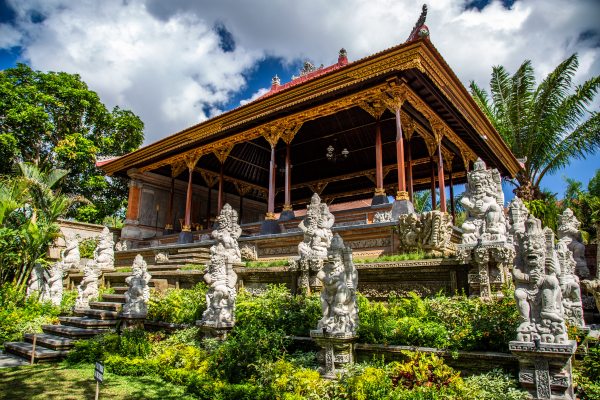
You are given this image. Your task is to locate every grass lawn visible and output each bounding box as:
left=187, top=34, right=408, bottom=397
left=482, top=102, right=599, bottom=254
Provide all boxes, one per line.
left=0, top=362, right=196, bottom=400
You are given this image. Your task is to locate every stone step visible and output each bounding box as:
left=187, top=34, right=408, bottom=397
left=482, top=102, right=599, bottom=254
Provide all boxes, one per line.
left=168, top=253, right=209, bottom=260
left=4, top=341, right=69, bottom=363
left=89, top=302, right=122, bottom=311
left=102, top=294, right=125, bottom=303
left=112, top=286, right=128, bottom=294
left=74, top=308, right=119, bottom=320
left=178, top=247, right=210, bottom=254
left=42, top=324, right=107, bottom=339
left=58, top=316, right=118, bottom=329
left=147, top=264, right=189, bottom=271
left=156, top=259, right=206, bottom=265
left=23, top=333, right=77, bottom=351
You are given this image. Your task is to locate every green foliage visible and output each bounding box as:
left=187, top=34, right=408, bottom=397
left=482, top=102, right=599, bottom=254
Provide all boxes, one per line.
left=106, top=355, right=161, bottom=376
left=245, top=259, right=289, bottom=268
left=355, top=252, right=442, bottom=264
left=357, top=291, right=519, bottom=352
left=186, top=377, right=275, bottom=400
left=0, top=63, right=145, bottom=223
left=561, top=169, right=600, bottom=243
left=0, top=282, right=59, bottom=344
left=77, top=236, right=100, bottom=259
left=469, top=54, right=600, bottom=201
left=148, top=283, right=208, bottom=325
left=180, top=264, right=204, bottom=271
left=59, top=289, right=78, bottom=315
left=390, top=351, right=461, bottom=390
left=66, top=333, right=120, bottom=363
left=236, top=284, right=321, bottom=337
left=523, top=191, right=560, bottom=233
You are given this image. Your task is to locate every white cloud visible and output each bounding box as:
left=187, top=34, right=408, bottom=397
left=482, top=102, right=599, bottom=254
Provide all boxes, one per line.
left=2, top=0, right=599, bottom=145
left=0, top=23, right=22, bottom=48
left=239, top=87, right=269, bottom=106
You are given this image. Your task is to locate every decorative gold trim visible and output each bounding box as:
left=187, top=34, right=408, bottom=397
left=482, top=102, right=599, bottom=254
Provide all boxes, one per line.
left=374, top=188, right=386, bottom=196
left=200, top=171, right=220, bottom=189
left=171, top=160, right=187, bottom=178
left=184, top=152, right=202, bottom=170
left=213, top=144, right=234, bottom=164
left=282, top=204, right=293, bottom=211
left=195, top=167, right=267, bottom=194
left=164, top=224, right=173, bottom=230
left=233, top=181, right=252, bottom=197
left=182, top=225, right=191, bottom=232
left=307, top=181, right=328, bottom=196
left=396, top=190, right=409, bottom=200
left=265, top=212, right=277, bottom=220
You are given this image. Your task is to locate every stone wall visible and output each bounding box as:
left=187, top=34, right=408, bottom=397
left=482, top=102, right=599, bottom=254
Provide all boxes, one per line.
left=49, top=219, right=120, bottom=260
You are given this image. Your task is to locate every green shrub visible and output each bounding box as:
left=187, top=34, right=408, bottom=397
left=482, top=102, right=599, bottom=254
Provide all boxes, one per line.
left=78, top=236, right=100, bottom=259
left=118, top=327, right=154, bottom=358
left=186, top=377, right=275, bottom=400
left=105, top=354, right=161, bottom=376
left=463, top=370, right=529, bottom=400
left=390, top=351, right=462, bottom=390
left=0, top=282, right=60, bottom=344
left=66, top=333, right=120, bottom=363
left=355, top=252, right=443, bottom=264
left=245, top=259, right=288, bottom=268
left=209, top=325, right=292, bottom=384
left=148, top=283, right=208, bottom=324
left=576, top=344, right=600, bottom=399
left=60, top=289, right=77, bottom=314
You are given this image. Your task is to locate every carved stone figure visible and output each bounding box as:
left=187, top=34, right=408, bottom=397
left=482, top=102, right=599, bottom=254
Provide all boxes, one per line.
left=155, top=251, right=168, bottom=263
left=26, top=263, right=50, bottom=302
left=75, top=261, right=101, bottom=309
left=94, top=227, right=115, bottom=270
left=211, top=204, right=242, bottom=263
left=506, top=197, right=529, bottom=243
left=509, top=215, right=578, bottom=400
left=555, top=241, right=585, bottom=327
left=47, top=260, right=68, bottom=307
left=557, top=208, right=590, bottom=278
left=581, top=279, right=600, bottom=317
left=197, top=244, right=238, bottom=329
left=115, top=239, right=131, bottom=251
left=61, top=233, right=80, bottom=270
left=310, top=234, right=359, bottom=378
left=240, top=244, right=258, bottom=261
left=314, top=234, right=359, bottom=334
left=200, top=234, right=211, bottom=242
left=396, top=210, right=454, bottom=255
left=298, top=193, right=334, bottom=257
left=513, top=216, right=568, bottom=343
left=460, top=158, right=507, bottom=244
left=122, top=255, right=152, bottom=316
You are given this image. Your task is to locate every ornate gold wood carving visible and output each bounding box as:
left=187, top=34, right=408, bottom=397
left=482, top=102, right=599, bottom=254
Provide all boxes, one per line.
left=365, top=173, right=377, bottom=185
left=200, top=171, right=220, bottom=189
left=213, top=144, right=234, bottom=164
left=307, top=182, right=328, bottom=195
left=441, top=148, right=454, bottom=172
left=281, top=122, right=303, bottom=145
left=233, top=181, right=252, bottom=197
left=171, top=160, right=187, bottom=178
left=184, top=152, right=202, bottom=170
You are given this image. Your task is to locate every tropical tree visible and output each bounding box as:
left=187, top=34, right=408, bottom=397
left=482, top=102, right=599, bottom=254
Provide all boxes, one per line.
left=469, top=54, right=600, bottom=201
left=0, top=163, right=88, bottom=287
left=561, top=168, right=600, bottom=244
left=0, top=64, right=144, bottom=223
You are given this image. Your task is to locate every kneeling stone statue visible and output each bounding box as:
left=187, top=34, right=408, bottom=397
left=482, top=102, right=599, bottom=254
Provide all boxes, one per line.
left=310, top=233, right=359, bottom=378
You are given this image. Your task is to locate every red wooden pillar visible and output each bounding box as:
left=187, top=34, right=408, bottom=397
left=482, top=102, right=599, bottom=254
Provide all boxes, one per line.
left=437, top=143, right=447, bottom=213
left=183, top=169, right=193, bottom=231
left=217, top=163, right=224, bottom=213
left=206, top=186, right=212, bottom=228
left=449, top=169, right=456, bottom=225
left=375, top=116, right=384, bottom=190
left=395, top=108, right=407, bottom=199
left=283, top=142, right=293, bottom=212
left=267, top=146, right=276, bottom=219
left=165, top=177, right=175, bottom=230
left=430, top=156, right=436, bottom=210
left=406, top=137, right=413, bottom=202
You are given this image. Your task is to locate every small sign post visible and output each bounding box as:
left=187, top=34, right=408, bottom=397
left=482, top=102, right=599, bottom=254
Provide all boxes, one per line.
left=94, top=361, right=104, bottom=400
left=30, top=333, right=37, bottom=365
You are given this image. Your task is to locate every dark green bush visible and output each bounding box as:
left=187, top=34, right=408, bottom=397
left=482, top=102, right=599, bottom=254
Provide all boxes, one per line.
left=148, top=283, right=208, bottom=324
left=66, top=333, right=120, bottom=363
left=186, top=376, right=275, bottom=400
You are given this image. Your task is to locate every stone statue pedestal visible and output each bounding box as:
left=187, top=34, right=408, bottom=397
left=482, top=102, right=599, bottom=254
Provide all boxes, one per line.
left=371, top=194, right=389, bottom=206
left=391, top=199, right=415, bottom=220
left=509, top=340, right=577, bottom=400
left=289, top=256, right=325, bottom=296
left=196, top=322, right=234, bottom=340
left=177, top=230, right=194, bottom=244
left=457, top=241, right=514, bottom=300
left=120, top=314, right=146, bottom=329
left=259, top=219, right=281, bottom=235
left=310, top=330, right=357, bottom=379
left=279, top=210, right=296, bottom=221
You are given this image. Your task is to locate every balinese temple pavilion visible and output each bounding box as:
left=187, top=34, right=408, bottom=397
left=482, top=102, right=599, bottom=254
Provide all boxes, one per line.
left=98, top=6, right=521, bottom=252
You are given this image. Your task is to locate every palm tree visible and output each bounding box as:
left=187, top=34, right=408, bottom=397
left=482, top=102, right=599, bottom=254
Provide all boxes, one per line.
left=470, top=54, right=600, bottom=201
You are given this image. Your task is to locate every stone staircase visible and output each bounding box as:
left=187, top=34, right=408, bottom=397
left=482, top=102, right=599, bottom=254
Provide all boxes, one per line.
left=4, top=246, right=210, bottom=363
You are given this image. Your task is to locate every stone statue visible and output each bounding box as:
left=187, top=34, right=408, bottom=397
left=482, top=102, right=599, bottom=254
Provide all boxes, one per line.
left=557, top=208, right=590, bottom=278
left=513, top=215, right=568, bottom=344
left=555, top=240, right=585, bottom=327
left=61, top=233, right=80, bottom=270
left=198, top=243, right=238, bottom=328
left=396, top=210, right=454, bottom=255
left=26, top=263, right=50, bottom=303
left=94, top=227, right=115, bottom=270
left=47, top=260, right=68, bottom=307
left=315, top=234, right=359, bottom=335
left=155, top=251, right=168, bottom=263
left=115, top=239, right=132, bottom=251
left=240, top=244, right=258, bottom=261
left=75, top=261, right=101, bottom=309
left=506, top=197, right=529, bottom=243
left=122, top=254, right=152, bottom=316
left=211, top=203, right=242, bottom=263
left=460, top=158, right=507, bottom=244
left=373, top=210, right=392, bottom=223
left=298, top=193, right=335, bottom=257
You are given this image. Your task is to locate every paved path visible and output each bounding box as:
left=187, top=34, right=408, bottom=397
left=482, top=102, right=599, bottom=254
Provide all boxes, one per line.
left=0, top=350, right=30, bottom=368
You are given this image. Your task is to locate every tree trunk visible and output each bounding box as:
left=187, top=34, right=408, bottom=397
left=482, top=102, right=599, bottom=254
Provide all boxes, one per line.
left=513, top=181, right=545, bottom=201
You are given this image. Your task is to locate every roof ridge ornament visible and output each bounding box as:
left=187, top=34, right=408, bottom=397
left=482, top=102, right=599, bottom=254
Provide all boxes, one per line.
left=339, top=48, right=347, bottom=58
left=292, top=61, right=324, bottom=80
left=406, top=4, right=429, bottom=42
left=271, top=75, right=280, bottom=86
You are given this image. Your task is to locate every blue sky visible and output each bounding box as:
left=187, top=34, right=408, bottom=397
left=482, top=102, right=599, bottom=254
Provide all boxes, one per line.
left=1, top=0, right=599, bottom=202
